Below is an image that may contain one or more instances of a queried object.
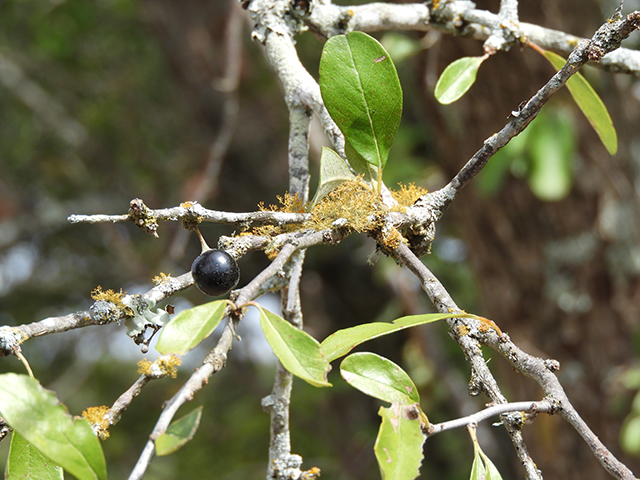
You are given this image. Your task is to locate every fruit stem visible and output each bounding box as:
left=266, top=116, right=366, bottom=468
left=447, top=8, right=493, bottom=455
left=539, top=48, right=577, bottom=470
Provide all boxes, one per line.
left=195, top=228, right=211, bottom=253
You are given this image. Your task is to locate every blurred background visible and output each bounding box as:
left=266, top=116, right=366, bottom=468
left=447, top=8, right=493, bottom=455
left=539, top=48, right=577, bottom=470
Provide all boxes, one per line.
left=1, top=0, right=640, bottom=478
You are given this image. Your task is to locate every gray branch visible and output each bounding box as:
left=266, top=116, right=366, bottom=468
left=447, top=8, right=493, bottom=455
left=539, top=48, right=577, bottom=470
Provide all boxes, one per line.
left=426, top=399, right=554, bottom=437
left=308, top=1, right=640, bottom=77
left=393, top=242, right=636, bottom=480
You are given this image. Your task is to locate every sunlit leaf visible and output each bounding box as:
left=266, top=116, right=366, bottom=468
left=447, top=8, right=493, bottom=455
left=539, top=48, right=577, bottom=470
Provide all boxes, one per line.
left=319, top=31, right=402, bottom=171
left=259, top=307, right=331, bottom=388
left=341, top=352, right=419, bottom=404
left=543, top=50, right=617, bottom=155
left=156, top=300, right=227, bottom=355
left=320, top=313, right=473, bottom=362
left=0, top=374, right=106, bottom=480
left=310, top=147, right=356, bottom=208
left=375, top=404, right=425, bottom=480
left=6, top=431, right=64, bottom=480
left=155, top=406, right=203, bottom=456
left=435, top=56, right=487, bottom=105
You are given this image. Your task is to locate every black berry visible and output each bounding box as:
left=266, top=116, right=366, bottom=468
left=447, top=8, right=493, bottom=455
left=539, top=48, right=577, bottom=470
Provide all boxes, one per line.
left=191, top=249, right=240, bottom=296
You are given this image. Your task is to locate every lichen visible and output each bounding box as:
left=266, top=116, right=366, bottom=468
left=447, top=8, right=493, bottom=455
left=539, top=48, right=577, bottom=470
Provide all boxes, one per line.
left=138, top=355, right=182, bottom=378
left=91, top=286, right=127, bottom=309
left=390, top=182, right=429, bottom=209
left=82, top=405, right=111, bottom=440
left=305, top=179, right=382, bottom=233
left=456, top=324, right=470, bottom=336
left=152, top=272, right=172, bottom=286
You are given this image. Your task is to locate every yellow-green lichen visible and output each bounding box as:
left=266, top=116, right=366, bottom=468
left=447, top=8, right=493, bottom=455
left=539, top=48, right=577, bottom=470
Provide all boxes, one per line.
left=82, top=405, right=111, bottom=440
left=390, top=182, right=429, bottom=209
left=152, top=272, right=172, bottom=286
left=304, top=180, right=382, bottom=233
left=138, top=355, right=182, bottom=378
left=91, top=286, right=127, bottom=310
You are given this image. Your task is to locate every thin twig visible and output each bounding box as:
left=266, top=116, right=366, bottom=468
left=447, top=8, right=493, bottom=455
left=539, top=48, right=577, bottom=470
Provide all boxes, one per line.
left=426, top=400, right=554, bottom=437
left=68, top=201, right=309, bottom=228
left=393, top=242, right=636, bottom=480
left=424, top=10, right=639, bottom=217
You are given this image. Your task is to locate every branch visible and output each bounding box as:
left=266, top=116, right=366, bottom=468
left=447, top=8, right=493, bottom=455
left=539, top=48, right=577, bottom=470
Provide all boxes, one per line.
left=390, top=242, right=542, bottom=480
left=246, top=0, right=346, bottom=159
left=128, top=242, right=308, bottom=479
left=68, top=198, right=309, bottom=233
left=308, top=2, right=640, bottom=77
left=423, top=9, right=640, bottom=217
left=483, top=0, right=522, bottom=53
left=0, top=272, right=193, bottom=354
left=393, top=242, right=636, bottom=480
left=426, top=399, right=554, bottom=437
left=127, top=321, right=235, bottom=480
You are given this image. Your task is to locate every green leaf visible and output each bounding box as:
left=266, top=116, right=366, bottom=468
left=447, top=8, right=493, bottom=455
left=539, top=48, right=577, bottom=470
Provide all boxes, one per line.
left=470, top=450, right=503, bottom=480
left=374, top=404, right=425, bottom=480
left=341, top=352, right=419, bottom=404
left=543, top=50, right=617, bottom=155
left=0, top=374, right=106, bottom=480
left=156, top=300, right=227, bottom=355
left=527, top=109, right=576, bottom=201
left=258, top=307, right=331, bottom=388
left=470, top=449, right=485, bottom=480
left=155, top=406, right=203, bottom=456
left=434, top=56, right=487, bottom=105
left=310, top=147, right=356, bottom=208
left=319, top=31, right=403, bottom=171
left=6, top=431, right=64, bottom=480
left=479, top=450, right=503, bottom=480
left=320, top=313, right=472, bottom=362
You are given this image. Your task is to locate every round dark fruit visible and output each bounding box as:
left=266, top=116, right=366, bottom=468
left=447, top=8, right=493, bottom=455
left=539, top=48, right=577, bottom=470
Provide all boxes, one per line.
left=191, top=249, right=240, bottom=296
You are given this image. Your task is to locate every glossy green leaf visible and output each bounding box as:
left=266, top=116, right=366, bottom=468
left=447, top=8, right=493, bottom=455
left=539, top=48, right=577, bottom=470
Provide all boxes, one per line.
left=374, top=404, right=425, bottom=480
left=435, top=56, right=487, bottom=105
left=0, top=374, right=106, bottom=480
left=156, top=300, right=227, bottom=355
left=310, top=147, right=356, bottom=208
left=320, top=313, right=473, bottom=362
left=543, top=50, right=617, bottom=155
left=259, top=307, right=331, bottom=388
left=155, top=406, right=203, bottom=456
left=6, top=431, right=64, bottom=480
left=527, top=109, right=576, bottom=201
left=319, top=31, right=402, bottom=171
left=341, top=352, right=419, bottom=404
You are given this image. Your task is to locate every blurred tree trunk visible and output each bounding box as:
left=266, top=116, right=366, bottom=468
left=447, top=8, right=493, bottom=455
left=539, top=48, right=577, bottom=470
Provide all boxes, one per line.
left=419, top=0, right=640, bottom=477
